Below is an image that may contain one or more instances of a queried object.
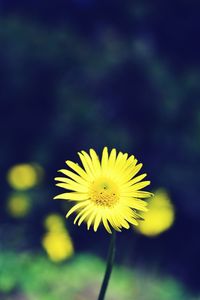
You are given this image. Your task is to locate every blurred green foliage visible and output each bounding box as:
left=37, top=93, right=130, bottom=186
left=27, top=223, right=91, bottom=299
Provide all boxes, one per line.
left=0, top=251, right=192, bottom=300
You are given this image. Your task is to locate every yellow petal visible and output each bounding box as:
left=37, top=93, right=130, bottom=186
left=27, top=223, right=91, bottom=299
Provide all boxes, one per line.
left=78, top=153, right=94, bottom=179
left=78, top=208, right=94, bottom=226
left=125, top=181, right=151, bottom=192
left=57, top=169, right=87, bottom=185
left=66, top=201, right=90, bottom=218
left=108, top=148, right=117, bottom=170
left=81, top=151, right=95, bottom=174
left=102, top=216, right=112, bottom=234
left=66, top=161, right=89, bottom=180
left=123, top=155, right=136, bottom=171
left=54, top=176, right=70, bottom=183
left=89, top=149, right=101, bottom=175
left=115, top=210, right=130, bottom=229
left=122, top=190, right=152, bottom=198
left=121, top=163, right=143, bottom=184
left=123, top=198, right=148, bottom=211
left=54, top=192, right=89, bottom=201
left=56, top=182, right=88, bottom=193
left=114, top=153, right=128, bottom=172
left=101, top=147, right=109, bottom=172
left=126, top=216, right=138, bottom=226
left=93, top=213, right=102, bottom=232
left=87, top=210, right=97, bottom=230
left=121, top=174, right=147, bottom=188
left=106, top=212, right=121, bottom=232
left=74, top=205, right=92, bottom=224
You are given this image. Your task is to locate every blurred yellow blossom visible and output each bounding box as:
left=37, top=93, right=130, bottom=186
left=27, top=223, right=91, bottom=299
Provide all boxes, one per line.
left=44, top=214, right=65, bottom=231
left=7, top=163, right=40, bottom=190
left=7, top=193, right=31, bottom=218
left=42, top=214, right=74, bottom=262
left=137, top=189, right=175, bottom=237
left=42, top=231, right=74, bottom=262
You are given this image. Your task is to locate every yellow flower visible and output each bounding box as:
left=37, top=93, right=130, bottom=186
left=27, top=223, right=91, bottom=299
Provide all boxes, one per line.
left=54, top=147, right=152, bottom=233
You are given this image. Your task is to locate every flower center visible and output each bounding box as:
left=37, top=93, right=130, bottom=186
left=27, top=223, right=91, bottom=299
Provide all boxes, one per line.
left=89, top=177, right=119, bottom=207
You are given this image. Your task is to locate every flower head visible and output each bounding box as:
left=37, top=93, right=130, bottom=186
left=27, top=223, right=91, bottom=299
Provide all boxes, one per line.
left=54, top=147, right=152, bottom=233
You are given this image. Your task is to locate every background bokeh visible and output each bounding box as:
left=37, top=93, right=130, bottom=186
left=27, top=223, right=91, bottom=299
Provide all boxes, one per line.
left=1, top=1, right=200, bottom=299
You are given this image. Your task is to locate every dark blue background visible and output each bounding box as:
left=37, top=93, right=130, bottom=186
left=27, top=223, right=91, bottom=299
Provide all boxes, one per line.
left=1, top=0, right=200, bottom=295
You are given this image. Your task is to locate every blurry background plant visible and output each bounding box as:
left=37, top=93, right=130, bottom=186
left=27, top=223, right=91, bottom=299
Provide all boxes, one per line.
left=7, top=163, right=42, bottom=191
left=0, top=252, right=191, bottom=300
left=42, top=214, right=74, bottom=262
left=0, top=0, right=200, bottom=299
left=7, top=192, right=31, bottom=218
left=137, top=189, right=175, bottom=237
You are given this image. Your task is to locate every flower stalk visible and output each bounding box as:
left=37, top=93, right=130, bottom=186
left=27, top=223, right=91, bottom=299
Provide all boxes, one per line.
left=97, top=231, right=116, bottom=300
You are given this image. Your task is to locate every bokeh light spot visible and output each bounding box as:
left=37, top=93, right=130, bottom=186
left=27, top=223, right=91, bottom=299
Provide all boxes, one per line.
left=42, top=232, right=74, bottom=262
left=42, top=214, right=74, bottom=262
left=7, top=193, right=31, bottom=218
left=44, top=214, right=65, bottom=231
left=137, top=189, right=175, bottom=237
left=7, top=163, right=42, bottom=190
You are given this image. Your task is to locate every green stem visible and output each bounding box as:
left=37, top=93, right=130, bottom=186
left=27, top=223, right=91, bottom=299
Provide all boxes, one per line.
left=97, top=231, right=116, bottom=300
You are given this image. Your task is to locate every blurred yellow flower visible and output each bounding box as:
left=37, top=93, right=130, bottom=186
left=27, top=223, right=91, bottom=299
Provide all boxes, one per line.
left=44, top=214, right=65, bottom=231
left=137, top=189, right=175, bottom=237
left=7, top=163, right=39, bottom=190
left=42, top=214, right=74, bottom=263
left=42, top=231, right=74, bottom=262
left=7, top=193, right=31, bottom=218
left=54, top=147, right=152, bottom=233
